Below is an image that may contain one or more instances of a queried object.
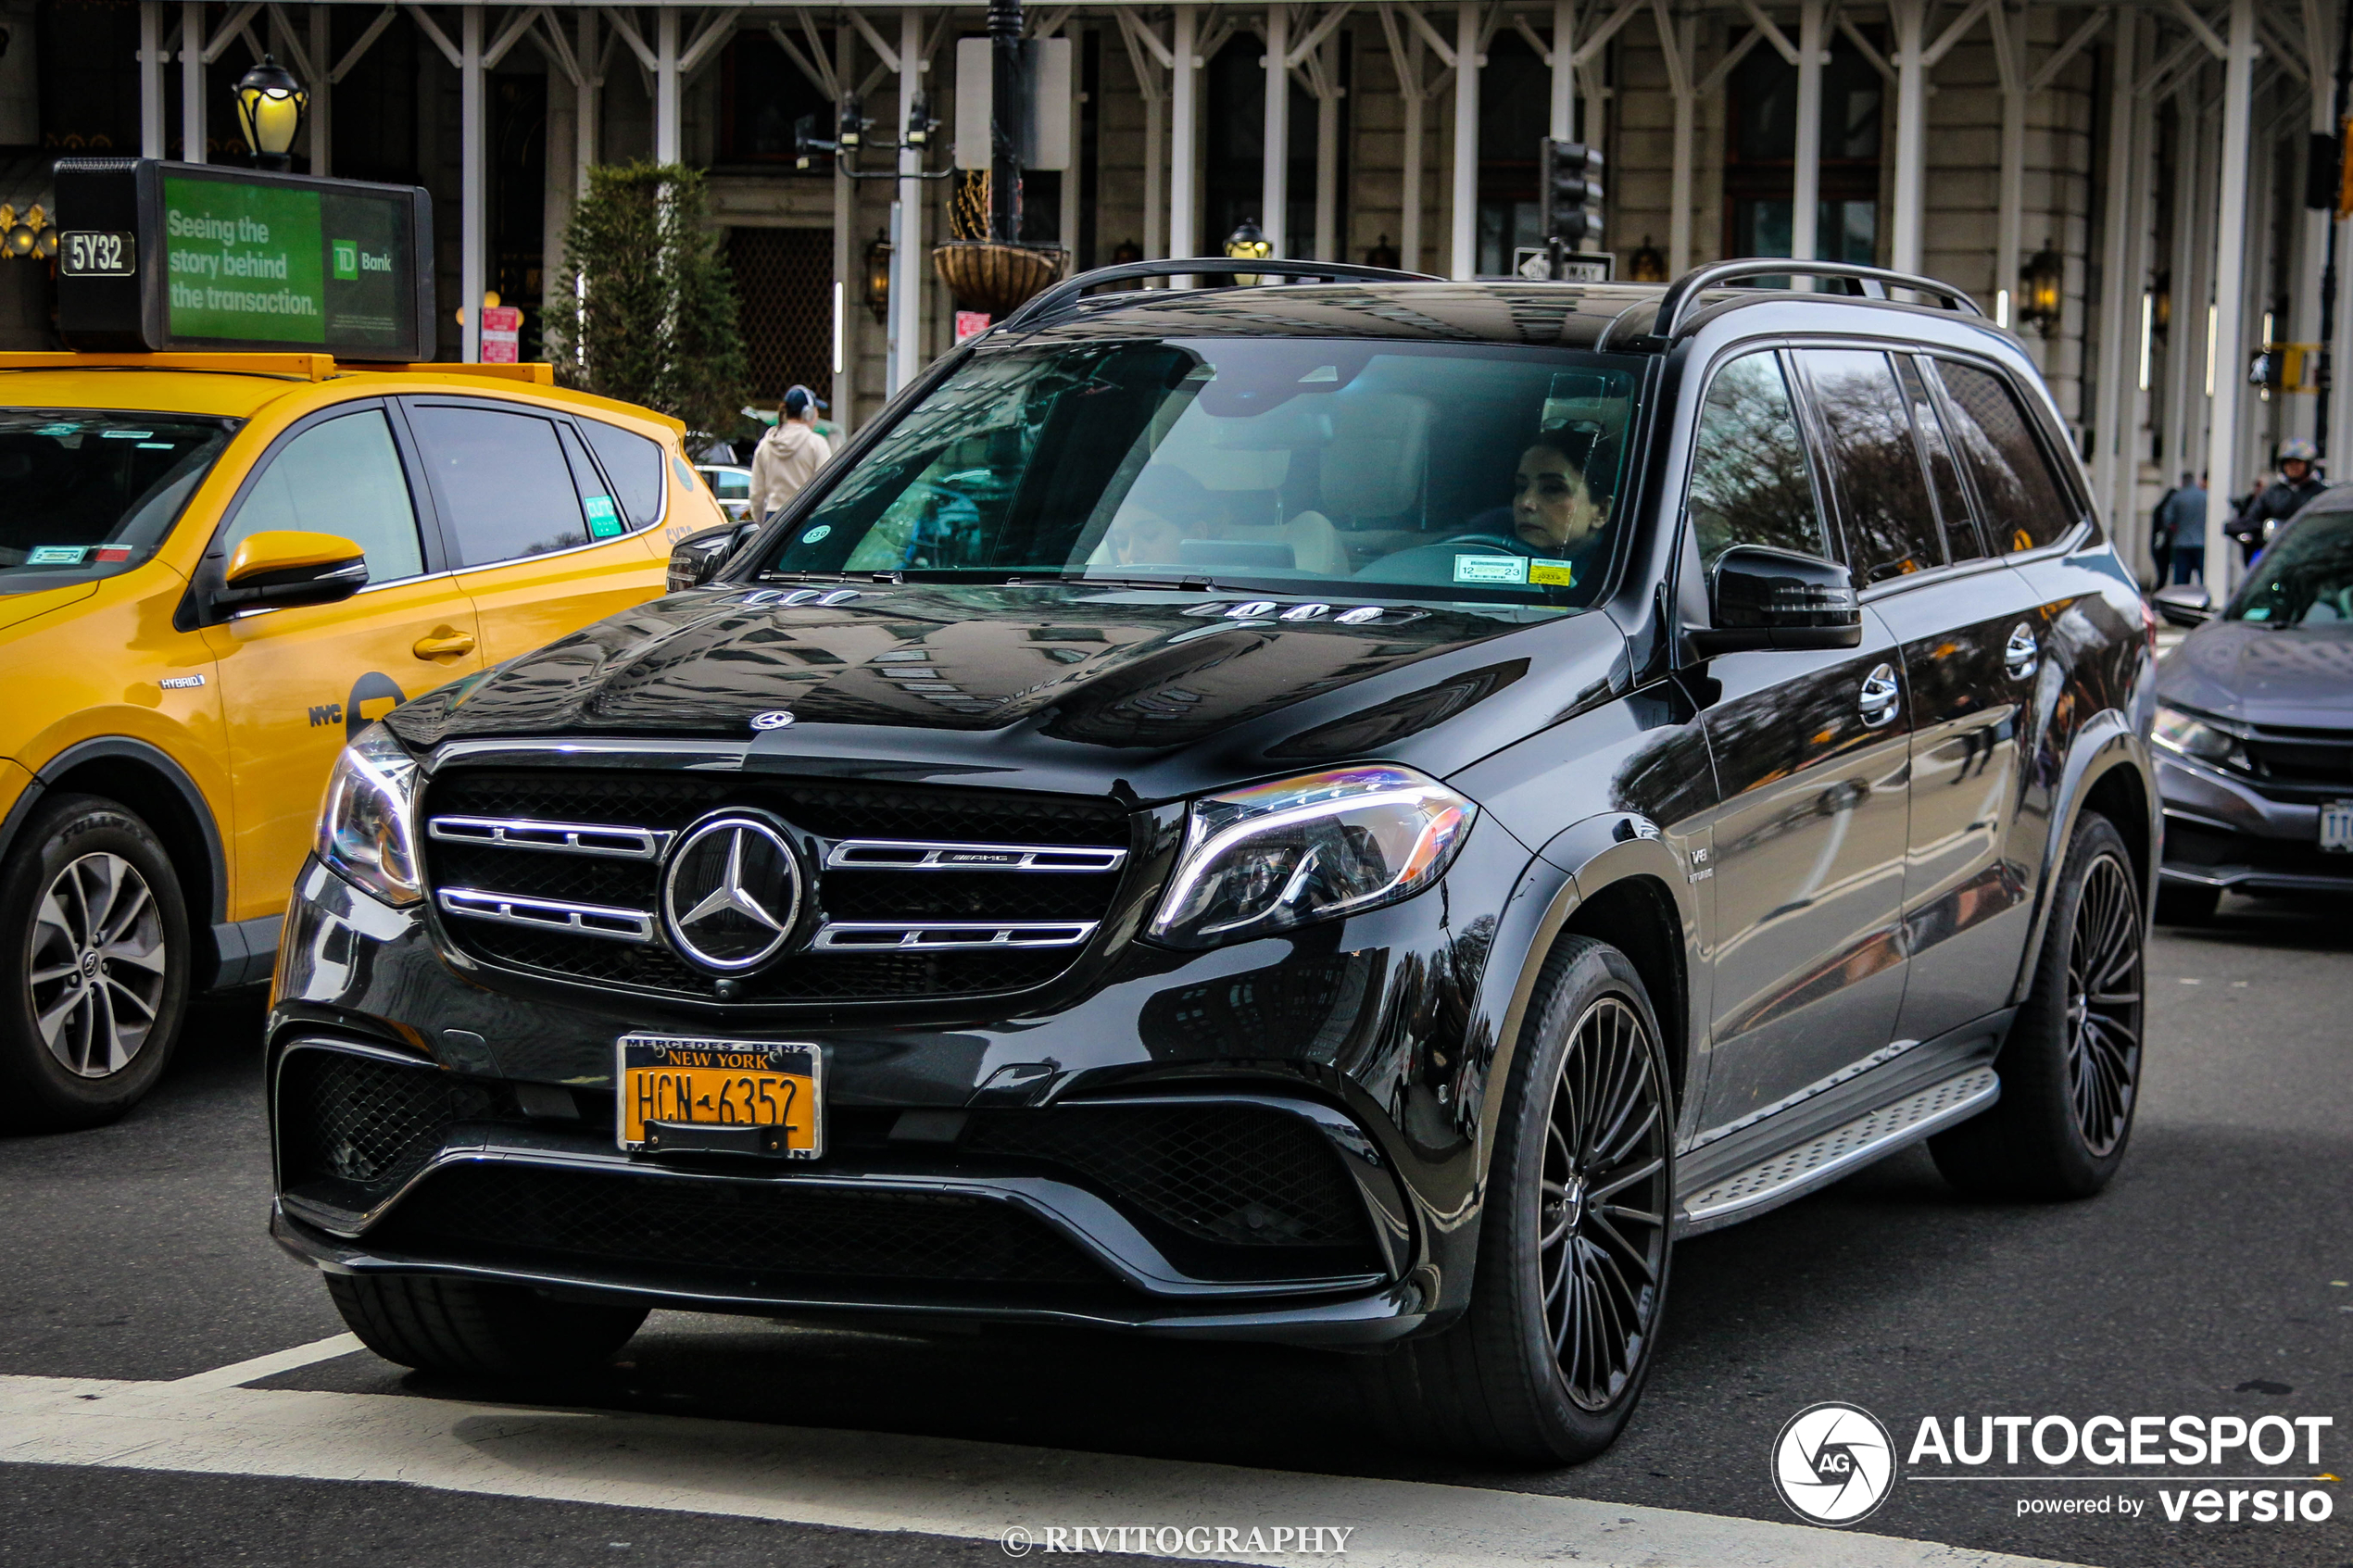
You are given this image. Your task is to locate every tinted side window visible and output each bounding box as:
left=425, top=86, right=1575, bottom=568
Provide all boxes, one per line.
left=222, top=408, right=424, bottom=581
left=579, top=418, right=667, bottom=530
left=409, top=405, right=592, bottom=566
left=1932, top=359, right=2077, bottom=554
left=1798, top=348, right=1944, bottom=582
left=1687, top=351, right=1831, bottom=564
left=1897, top=357, right=1983, bottom=561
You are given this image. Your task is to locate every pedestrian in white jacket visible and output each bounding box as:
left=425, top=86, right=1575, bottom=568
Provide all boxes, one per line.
left=749, top=384, right=835, bottom=519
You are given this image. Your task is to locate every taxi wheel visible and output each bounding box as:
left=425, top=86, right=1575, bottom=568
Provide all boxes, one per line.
left=0, top=794, right=192, bottom=1132
left=327, top=1273, right=649, bottom=1381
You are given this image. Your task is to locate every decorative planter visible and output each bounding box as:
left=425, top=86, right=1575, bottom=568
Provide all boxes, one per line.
left=932, top=241, right=1066, bottom=317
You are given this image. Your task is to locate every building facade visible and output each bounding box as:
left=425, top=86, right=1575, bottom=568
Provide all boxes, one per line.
left=1, top=0, right=2340, bottom=584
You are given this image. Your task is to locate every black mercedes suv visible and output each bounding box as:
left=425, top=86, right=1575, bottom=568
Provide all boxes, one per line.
left=270, top=258, right=2158, bottom=1463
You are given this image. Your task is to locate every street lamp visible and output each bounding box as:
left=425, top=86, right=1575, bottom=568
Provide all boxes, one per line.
left=1226, top=220, right=1271, bottom=285
left=864, top=229, right=892, bottom=326
left=2018, top=244, right=2064, bottom=339
left=233, top=56, right=308, bottom=171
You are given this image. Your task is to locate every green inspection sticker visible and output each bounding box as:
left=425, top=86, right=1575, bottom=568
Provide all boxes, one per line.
left=1453, top=553, right=1530, bottom=585
left=585, top=495, right=623, bottom=539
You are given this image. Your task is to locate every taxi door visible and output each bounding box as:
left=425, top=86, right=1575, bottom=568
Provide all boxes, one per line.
left=399, top=397, right=672, bottom=665
left=197, top=400, right=484, bottom=922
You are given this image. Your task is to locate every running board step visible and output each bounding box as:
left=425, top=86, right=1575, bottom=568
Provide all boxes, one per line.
left=1680, top=1066, right=2000, bottom=1228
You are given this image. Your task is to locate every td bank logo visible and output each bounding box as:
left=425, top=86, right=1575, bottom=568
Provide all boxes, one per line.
left=332, top=240, right=358, bottom=280
left=1773, top=1402, right=1897, bottom=1525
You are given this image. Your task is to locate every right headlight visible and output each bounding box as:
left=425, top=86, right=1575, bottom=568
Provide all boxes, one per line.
left=1147, top=765, right=1477, bottom=949
left=2152, top=702, right=2249, bottom=771
left=315, top=721, right=422, bottom=906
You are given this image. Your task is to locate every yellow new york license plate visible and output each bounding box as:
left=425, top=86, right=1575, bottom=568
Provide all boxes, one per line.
left=617, top=1034, right=824, bottom=1157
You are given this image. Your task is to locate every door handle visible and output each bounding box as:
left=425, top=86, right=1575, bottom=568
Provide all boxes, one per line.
left=412, top=627, right=477, bottom=660
left=2004, top=622, right=2039, bottom=681
left=1858, top=662, right=1902, bottom=728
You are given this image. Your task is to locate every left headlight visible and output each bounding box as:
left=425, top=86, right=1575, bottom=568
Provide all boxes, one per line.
left=315, top=721, right=422, bottom=906
left=1148, top=765, right=1477, bottom=949
left=2152, top=702, right=2248, bottom=771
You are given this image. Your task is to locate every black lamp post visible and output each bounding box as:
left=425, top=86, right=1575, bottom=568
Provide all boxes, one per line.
left=988, top=0, right=1025, bottom=244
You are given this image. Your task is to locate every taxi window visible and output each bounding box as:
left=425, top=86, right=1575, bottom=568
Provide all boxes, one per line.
left=220, top=408, right=424, bottom=582
left=0, top=411, right=236, bottom=593
left=578, top=418, right=666, bottom=529
left=409, top=404, right=594, bottom=566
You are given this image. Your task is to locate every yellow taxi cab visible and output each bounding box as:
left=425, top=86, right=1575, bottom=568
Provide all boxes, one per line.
left=0, top=350, right=726, bottom=1129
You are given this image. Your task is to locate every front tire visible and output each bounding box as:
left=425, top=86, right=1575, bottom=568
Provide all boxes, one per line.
left=327, top=1273, right=648, bottom=1380
left=1366, top=935, right=1674, bottom=1464
left=1931, top=812, right=2145, bottom=1198
left=0, top=794, right=192, bottom=1131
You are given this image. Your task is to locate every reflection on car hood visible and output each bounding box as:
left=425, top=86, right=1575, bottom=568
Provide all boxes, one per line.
left=384, top=581, right=1633, bottom=800
left=2158, top=619, right=2353, bottom=730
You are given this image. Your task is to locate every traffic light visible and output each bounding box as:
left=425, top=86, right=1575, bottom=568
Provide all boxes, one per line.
left=1540, top=139, right=1605, bottom=251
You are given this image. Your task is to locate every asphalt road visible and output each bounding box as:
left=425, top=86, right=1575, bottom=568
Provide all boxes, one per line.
left=2, top=893, right=2347, bottom=1568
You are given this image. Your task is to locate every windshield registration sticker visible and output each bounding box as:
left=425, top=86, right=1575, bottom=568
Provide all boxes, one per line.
left=25, top=546, right=90, bottom=566
left=1454, top=554, right=1530, bottom=585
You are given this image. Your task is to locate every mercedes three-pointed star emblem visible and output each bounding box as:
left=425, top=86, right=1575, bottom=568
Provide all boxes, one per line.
left=659, top=813, right=803, bottom=972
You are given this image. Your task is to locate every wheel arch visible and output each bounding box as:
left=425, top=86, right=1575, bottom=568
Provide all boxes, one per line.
left=2011, top=712, right=2158, bottom=1006
left=0, top=737, right=231, bottom=983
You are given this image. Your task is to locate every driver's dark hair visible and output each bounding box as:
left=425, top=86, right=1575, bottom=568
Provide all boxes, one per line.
left=1529, top=428, right=1615, bottom=503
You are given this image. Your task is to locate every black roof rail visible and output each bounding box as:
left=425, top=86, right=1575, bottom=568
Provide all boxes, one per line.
left=1654, top=259, right=1985, bottom=340
left=998, top=257, right=1443, bottom=332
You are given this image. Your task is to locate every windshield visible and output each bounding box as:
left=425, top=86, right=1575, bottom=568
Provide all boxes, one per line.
left=0, top=410, right=239, bottom=594
left=756, top=338, right=1645, bottom=608
left=2232, top=508, right=2353, bottom=626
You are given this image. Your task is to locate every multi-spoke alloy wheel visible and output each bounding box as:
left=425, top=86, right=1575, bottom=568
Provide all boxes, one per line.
left=2064, top=850, right=2142, bottom=1157
left=2, top=796, right=189, bottom=1129
left=1930, top=810, right=2144, bottom=1199
left=31, top=851, right=170, bottom=1078
left=1540, top=996, right=1670, bottom=1412
left=1365, top=935, right=1675, bottom=1463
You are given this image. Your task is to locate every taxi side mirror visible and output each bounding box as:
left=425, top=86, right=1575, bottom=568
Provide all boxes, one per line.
left=217, top=530, right=370, bottom=610
left=667, top=519, right=760, bottom=592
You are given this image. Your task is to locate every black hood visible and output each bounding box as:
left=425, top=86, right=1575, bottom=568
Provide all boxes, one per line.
left=386, top=583, right=1631, bottom=802
left=2158, top=618, right=2353, bottom=731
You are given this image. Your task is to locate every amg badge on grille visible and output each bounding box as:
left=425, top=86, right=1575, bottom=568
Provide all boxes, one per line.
left=750, top=710, right=795, bottom=730
left=660, top=814, right=803, bottom=972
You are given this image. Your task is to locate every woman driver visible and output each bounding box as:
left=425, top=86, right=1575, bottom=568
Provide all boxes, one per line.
left=1512, top=438, right=1611, bottom=560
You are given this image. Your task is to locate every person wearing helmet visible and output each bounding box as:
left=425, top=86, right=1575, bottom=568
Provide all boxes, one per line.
left=2231, top=437, right=2327, bottom=563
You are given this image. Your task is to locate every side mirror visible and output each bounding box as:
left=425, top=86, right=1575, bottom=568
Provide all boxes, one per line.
left=2150, top=583, right=2213, bottom=627
left=1693, top=545, right=1863, bottom=654
left=666, top=519, right=761, bottom=592
left=216, top=530, right=368, bottom=610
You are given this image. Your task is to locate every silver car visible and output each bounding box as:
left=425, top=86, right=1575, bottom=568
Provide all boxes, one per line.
left=2151, top=493, right=2353, bottom=920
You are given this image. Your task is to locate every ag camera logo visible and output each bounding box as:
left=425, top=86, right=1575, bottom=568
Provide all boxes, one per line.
left=1773, top=1402, right=1896, bottom=1525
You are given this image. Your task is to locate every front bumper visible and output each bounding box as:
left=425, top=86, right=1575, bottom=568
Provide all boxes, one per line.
left=266, top=822, right=1526, bottom=1341
left=2155, top=753, right=2353, bottom=895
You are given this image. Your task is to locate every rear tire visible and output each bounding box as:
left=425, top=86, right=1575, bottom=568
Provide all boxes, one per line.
left=0, top=794, right=192, bottom=1131
left=326, top=1273, right=648, bottom=1380
left=2153, top=881, right=2219, bottom=925
left=1363, top=935, right=1674, bottom=1464
left=1931, top=813, right=2145, bottom=1199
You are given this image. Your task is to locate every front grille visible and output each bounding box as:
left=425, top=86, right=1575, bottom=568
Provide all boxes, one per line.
left=277, top=1049, right=516, bottom=1209
left=420, top=770, right=1133, bottom=1003
left=962, top=1104, right=1374, bottom=1250
left=377, top=1164, right=1113, bottom=1287
left=2242, top=725, right=2353, bottom=796
left=2165, top=819, right=2352, bottom=877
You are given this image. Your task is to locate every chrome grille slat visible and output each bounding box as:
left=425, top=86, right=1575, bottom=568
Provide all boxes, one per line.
left=437, top=887, right=656, bottom=943
left=824, top=839, right=1128, bottom=873
left=812, top=921, right=1100, bottom=951
left=429, top=815, right=672, bottom=859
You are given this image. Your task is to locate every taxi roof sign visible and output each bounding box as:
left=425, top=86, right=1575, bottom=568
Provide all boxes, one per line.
left=54, top=158, right=433, bottom=363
